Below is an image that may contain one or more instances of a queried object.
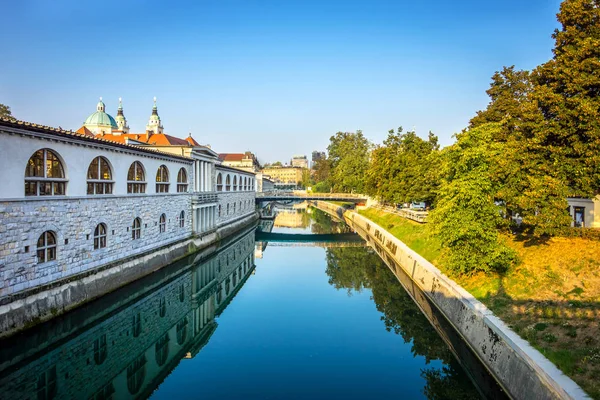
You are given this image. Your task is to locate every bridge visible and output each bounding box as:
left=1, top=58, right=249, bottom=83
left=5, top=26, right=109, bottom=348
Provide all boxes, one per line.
left=256, top=192, right=368, bottom=203
left=255, top=232, right=364, bottom=244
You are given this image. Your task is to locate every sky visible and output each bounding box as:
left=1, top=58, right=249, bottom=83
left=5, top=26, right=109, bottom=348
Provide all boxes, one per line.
left=1, top=0, right=562, bottom=163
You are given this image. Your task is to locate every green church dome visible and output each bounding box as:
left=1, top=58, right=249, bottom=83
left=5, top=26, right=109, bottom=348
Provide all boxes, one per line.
left=84, top=99, right=118, bottom=129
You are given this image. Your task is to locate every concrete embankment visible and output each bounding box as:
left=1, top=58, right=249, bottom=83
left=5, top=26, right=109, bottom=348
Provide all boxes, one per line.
left=0, top=212, right=258, bottom=338
left=310, top=200, right=588, bottom=400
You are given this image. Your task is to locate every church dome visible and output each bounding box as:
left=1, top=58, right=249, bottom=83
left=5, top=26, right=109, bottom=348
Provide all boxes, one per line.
left=84, top=99, right=118, bottom=129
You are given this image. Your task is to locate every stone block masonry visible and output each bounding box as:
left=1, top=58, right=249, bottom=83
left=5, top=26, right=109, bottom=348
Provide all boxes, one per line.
left=0, top=194, right=192, bottom=298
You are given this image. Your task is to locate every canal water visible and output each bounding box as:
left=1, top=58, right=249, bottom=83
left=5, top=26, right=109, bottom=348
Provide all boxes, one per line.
left=0, top=204, right=506, bottom=399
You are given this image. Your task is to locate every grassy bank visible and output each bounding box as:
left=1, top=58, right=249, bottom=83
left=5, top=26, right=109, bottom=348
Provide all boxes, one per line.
left=358, top=207, right=600, bottom=398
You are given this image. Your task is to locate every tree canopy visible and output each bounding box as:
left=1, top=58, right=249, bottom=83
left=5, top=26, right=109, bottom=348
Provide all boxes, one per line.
left=0, top=103, right=12, bottom=119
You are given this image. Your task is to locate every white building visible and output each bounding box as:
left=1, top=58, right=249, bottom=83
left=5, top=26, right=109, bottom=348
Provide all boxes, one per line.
left=0, top=100, right=257, bottom=336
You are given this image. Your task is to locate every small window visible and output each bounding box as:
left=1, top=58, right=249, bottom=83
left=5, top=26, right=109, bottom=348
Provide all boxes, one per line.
left=37, top=231, right=57, bottom=263
left=37, top=366, right=57, bottom=400
left=25, top=149, right=66, bottom=196
left=93, top=223, right=107, bottom=249
left=227, top=204, right=229, bottom=215
left=178, top=284, right=185, bottom=302
left=159, top=297, right=166, bottom=317
left=177, top=168, right=188, bottom=192
left=87, top=156, right=113, bottom=195
left=216, top=173, right=223, bottom=191
left=132, top=218, right=141, bottom=240
left=126, top=354, right=146, bottom=395
left=127, top=162, right=146, bottom=193
left=155, top=333, right=170, bottom=367
left=218, top=205, right=221, bottom=217
left=233, top=203, right=236, bottom=214
left=93, top=334, right=107, bottom=365
left=159, top=213, right=166, bottom=233
left=132, top=313, right=142, bottom=337
left=176, top=317, right=188, bottom=345
left=156, top=165, right=170, bottom=193
left=178, top=211, right=185, bottom=228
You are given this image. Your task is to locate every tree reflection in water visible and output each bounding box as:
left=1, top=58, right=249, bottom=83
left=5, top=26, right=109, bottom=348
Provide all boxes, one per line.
left=325, top=246, right=481, bottom=400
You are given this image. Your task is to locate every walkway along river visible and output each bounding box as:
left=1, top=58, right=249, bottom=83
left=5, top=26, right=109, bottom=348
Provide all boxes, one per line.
left=0, top=205, right=510, bottom=399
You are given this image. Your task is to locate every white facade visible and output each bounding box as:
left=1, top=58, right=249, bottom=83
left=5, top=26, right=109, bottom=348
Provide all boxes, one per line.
left=0, top=119, right=257, bottom=303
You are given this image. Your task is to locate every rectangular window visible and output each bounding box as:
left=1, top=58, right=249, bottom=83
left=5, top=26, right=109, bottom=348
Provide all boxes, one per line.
left=574, top=206, right=585, bottom=228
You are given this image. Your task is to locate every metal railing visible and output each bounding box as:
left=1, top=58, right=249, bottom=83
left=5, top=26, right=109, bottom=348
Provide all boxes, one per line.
left=373, top=204, right=428, bottom=223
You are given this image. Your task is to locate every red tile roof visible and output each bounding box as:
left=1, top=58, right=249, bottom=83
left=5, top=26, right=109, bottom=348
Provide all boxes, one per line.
left=75, top=126, right=94, bottom=137
left=91, top=131, right=199, bottom=147
left=219, top=153, right=246, bottom=162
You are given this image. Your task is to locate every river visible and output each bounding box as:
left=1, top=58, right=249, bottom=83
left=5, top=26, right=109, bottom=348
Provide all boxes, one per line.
left=0, top=204, right=506, bottom=399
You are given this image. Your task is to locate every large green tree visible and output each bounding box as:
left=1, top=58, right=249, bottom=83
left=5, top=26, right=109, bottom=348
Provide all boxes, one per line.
left=327, top=131, right=372, bottom=193
left=529, top=0, right=600, bottom=197
left=0, top=103, right=12, bottom=118
left=428, top=123, right=517, bottom=274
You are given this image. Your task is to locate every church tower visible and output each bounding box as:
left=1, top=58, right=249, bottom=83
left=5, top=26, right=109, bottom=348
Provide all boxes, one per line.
left=115, top=97, right=130, bottom=134
left=145, top=97, right=164, bottom=134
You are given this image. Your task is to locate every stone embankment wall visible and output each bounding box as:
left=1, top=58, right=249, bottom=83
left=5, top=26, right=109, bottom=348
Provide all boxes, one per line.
left=0, top=208, right=257, bottom=338
left=310, top=201, right=587, bottom=400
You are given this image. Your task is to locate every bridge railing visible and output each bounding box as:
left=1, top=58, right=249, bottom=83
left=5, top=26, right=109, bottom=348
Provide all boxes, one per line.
left=256, top=191, right=367, bottom=200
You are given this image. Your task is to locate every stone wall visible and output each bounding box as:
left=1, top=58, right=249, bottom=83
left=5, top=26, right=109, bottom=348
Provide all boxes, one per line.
left=216, top=191, right=256, bottom=227
left=0, top=194, right=192, bottom=298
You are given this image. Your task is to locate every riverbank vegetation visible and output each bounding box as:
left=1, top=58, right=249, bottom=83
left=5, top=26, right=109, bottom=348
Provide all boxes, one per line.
left=358, top=207, right=600, bottom=397
left=312, top=0, right=600, bottom=274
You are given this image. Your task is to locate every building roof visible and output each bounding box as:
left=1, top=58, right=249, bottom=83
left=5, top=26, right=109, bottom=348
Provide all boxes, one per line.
left=92, top=132, right=200, bottom=147
left=75, top=126, right=95, bottom=137
left=219, top=153, right=246, bottom=162
left=0, top=117, right=192, bottom=162
left=84, top=99, right=118, bottom=128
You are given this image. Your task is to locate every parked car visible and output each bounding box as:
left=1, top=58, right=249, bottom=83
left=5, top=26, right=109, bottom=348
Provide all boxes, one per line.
left=410, top=202, right=426, bottom=211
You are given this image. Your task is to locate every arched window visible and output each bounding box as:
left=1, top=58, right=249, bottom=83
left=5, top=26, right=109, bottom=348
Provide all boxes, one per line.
left=37, top=231, right=57, bottom=263
left=93, top=223, right=107, bottom=249
left=126, top=355, right=146, bottom=395
left=127, top=162, right=146, bottom=193
left=132, top=218, right=141, bottom=240
left=155, top=165, right=169, bottom=193
left=177, top=168, right=188, bottom=192
left=155, top=333, right=169, bottom=367
left=216, top=173, right=223, bottom=191
left=93, top=334, right=107, bottom=365
left=233, top=176, right=237, bottom=191
left=159, top=213, right=166, bottom=233
left=176, top=317, right=188, bottom=345
left=178, top=211, right=185, bottom=228
left=225, top=175, right=231, bottom=191
left=25, top=149, right=66, bottom=196
left=87, top=156, right=113, bottom=195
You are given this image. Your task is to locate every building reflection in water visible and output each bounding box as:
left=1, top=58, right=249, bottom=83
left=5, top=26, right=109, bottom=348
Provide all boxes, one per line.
left=0, top=228, right=257, bottom=400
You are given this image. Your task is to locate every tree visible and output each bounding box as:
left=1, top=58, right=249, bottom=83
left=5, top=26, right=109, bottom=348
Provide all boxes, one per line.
left=529, top=0, right=600, bottom=198
left=365, top=127, right=440, bottom=206
left=327, top=131, right=372, bottom=193
left=300, top=168, right=312, bottom=189
left=428, top=123, right=517, bottom=274
left=271, top=161, right=283, bottom=167
left=0, top=103, right=12, bottom=119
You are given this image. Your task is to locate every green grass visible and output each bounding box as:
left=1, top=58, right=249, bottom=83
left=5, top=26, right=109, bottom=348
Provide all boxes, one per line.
left=358, top=208, right=442, bottom=264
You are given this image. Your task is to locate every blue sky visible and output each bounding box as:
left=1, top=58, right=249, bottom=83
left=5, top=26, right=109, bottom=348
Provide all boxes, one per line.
left=1, top=0, right=561, bottom=163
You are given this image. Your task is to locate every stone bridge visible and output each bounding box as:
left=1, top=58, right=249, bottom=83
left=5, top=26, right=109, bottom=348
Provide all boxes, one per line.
left=256, top=192, right=367, bottom=203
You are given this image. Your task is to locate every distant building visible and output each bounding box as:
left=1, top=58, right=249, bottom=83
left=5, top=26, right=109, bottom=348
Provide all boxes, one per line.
left=290, top=155, right=308, bottom=169
left=312, top=151, right=325, bottom=164
left=261, top=166, right=305, bottom=186
left=218, top=151, right=260, bottom=173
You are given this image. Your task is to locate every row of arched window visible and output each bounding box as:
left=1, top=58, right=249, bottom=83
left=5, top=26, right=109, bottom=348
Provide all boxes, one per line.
left=34, top=211, right=185, bottom=264
left=217, top=199, right=254, bottom=217
left=215, top=172, right=254, bottom=192
left=24, top=149, right=189, bottom=196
